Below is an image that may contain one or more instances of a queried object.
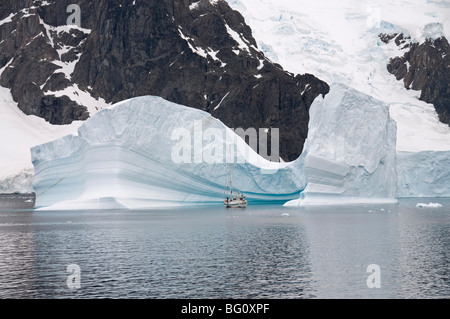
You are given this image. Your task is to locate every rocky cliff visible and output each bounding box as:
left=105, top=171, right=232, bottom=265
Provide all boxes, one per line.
left=381, top=33, right=450, bottom=126
left=0, top=0, right=329, bottom=161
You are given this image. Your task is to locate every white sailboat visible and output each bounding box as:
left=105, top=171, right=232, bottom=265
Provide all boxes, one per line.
left=223, top=164, right=247, bottom=208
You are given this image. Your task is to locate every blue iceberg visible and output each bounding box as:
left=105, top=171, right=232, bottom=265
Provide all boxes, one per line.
left=31, top=96, right=304, bottom=210
left=285, top=83, right=398, bottom=206
left=31, top=84, right=449, bottom=210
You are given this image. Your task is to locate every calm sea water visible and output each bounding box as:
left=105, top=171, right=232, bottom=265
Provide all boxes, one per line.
left=0, top=195, right=449, bottom=299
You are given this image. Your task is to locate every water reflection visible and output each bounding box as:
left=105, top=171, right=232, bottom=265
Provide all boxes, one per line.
left=222, top=212, right=314, bottom=298
left=0, top=207, right=36, bottom=298
left=397, top=201, right=450, bottom=298
left=296, top=204, right=402, bottom=299
left=0, top=197, right=449, bottom=298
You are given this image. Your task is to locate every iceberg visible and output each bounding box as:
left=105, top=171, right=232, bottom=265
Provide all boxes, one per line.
left=31, top=96, right=305, bottom=210
left=285, top=83, right=398, bottom=206
left=31, top=85, right=448, bottom=211
left=416, top=202, right=443, bottom=208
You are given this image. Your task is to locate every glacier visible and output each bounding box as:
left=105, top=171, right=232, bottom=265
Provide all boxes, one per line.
left=397, top=151, right=450, bottom=198
left=31, top=96, right=305, bottom=210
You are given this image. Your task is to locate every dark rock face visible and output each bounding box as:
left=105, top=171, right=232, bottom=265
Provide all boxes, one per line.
left=0, top=0, right=329, bottom=161
left=0, top=1, right=90, bottom=124
left=382, top=33, right=450, bottom=126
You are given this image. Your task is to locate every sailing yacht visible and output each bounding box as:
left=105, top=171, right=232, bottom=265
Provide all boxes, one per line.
left=223, top=164, right=247, bottom=208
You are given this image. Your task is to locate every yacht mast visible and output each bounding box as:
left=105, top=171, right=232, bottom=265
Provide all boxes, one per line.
left=229, top=163, right=232, bottom=197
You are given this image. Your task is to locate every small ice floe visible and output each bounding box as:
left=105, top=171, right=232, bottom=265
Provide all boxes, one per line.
left=281, top=213, right=290, bottom=217
left=225, top=215, right=240, bottom=219
left=416, top=202, right=443, bottom=208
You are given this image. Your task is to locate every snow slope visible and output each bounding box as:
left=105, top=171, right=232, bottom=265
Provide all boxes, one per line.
left=0, top=86, right=81, bottom=193
left=32, top=96, right=305, bottom=210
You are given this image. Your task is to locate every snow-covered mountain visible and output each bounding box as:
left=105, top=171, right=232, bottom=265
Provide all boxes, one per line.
left=225, top=0, right=450, bottom=153
left=2, top=0, right=450, bottom=203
